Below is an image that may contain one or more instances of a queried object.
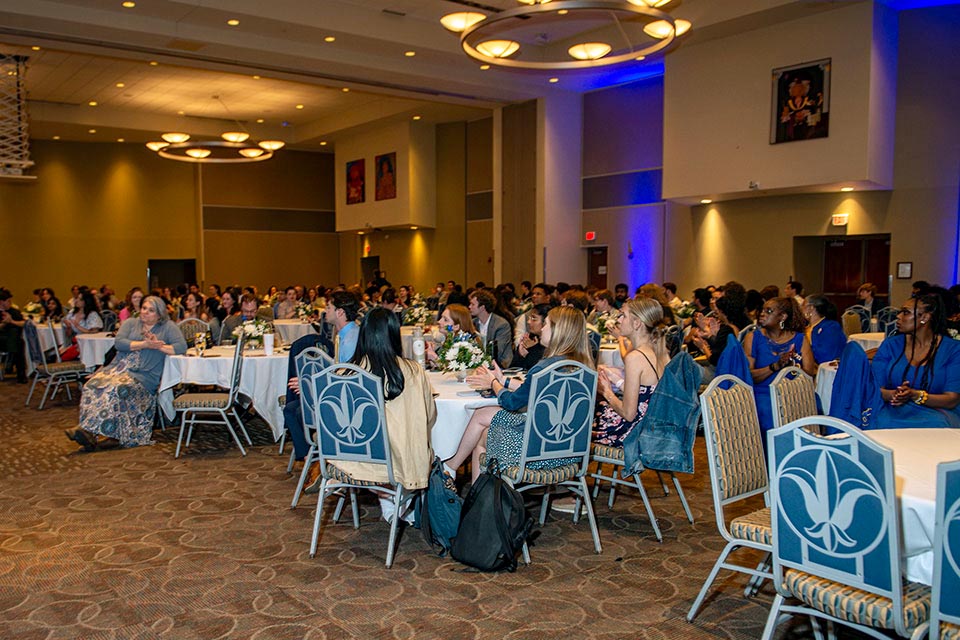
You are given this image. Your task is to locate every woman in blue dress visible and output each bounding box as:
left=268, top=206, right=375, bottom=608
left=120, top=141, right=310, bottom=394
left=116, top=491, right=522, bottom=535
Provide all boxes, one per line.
left=743, top=297, right=817, bottom=438
left=872, top=294, right=960, bottom=428
left=444, top=306, right=594, bottom=482
left=802, top=294, right=847, bottom=365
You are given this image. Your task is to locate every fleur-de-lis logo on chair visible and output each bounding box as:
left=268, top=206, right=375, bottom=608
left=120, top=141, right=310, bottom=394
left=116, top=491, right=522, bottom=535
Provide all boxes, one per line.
left=320, top=381, right=378, bottom=446
left=537, top=379, right=590, bottom=443
left=778, top=448, right=885, bottom=556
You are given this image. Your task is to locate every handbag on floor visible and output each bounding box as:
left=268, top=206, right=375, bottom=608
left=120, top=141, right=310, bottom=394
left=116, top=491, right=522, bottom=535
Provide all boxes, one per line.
left=450, top=457, right=534, bottom=572
left=419, top=456, right=463, bottom=556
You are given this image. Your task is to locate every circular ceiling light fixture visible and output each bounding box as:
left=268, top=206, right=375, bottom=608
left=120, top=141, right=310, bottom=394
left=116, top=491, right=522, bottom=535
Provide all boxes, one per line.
left=221, top=131, right=249, bottom=143
left=441, top=0, right=691, bottom=71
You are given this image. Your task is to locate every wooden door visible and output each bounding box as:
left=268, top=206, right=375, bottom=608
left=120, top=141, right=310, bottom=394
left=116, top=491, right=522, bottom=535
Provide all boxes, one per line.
left=587, top=247, right=608, bottom=290
left=822, top=236, right=890, bottom=310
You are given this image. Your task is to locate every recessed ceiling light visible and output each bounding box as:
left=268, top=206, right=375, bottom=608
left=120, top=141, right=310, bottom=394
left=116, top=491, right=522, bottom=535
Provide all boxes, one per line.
left=480, top=64, right=490, bottom=70
left=121, top=1, right=135, bottom=7
left=324, top=36, right=336, bottom=43
left=358, top=231, right=364, bottom=235
left=256, top=118, right=264, bottom=123
left=52, top=135, right=60, bottom=140
left=88, top=129, right=96, bottom=134
left=341, top=87, right=350, bottom=92
left=700, top=199, right=712, bottom=204
left=296, top=104, right=304, bottom=109
left=840, top=186, right=855, bottom=192
left=252, top=75, right=260, bottom=80
left=404, top=50, right=416, bottom=57
left=31, top=46, right=41, bottom=51
left=177, top=110, right=185, bottom=115
left=635, top=55, right=646, bottom=61
left=115, top=82, right=125, bottom=88
left=411, top=226, right=418, bottom=230
left=558, top=9, right=569, bottom=15
left=227, top=19, right=240, bottom=26
left=117, top=138, right=125, bottom=142
left=149, top=61, right=158, bottom=66
left=320, top=141, right=328, bottom=146
left=88, top=100, right=98, bottom=106
left=548, top=77, right=559, bottom=83
left=412, top=115, right=421, bottom=120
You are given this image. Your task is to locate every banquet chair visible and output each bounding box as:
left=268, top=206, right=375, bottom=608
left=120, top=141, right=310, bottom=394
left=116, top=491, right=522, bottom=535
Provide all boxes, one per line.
left=877, top=306, right=899, bottom=337
left=843, top=305, right=871, bottom=333
left=486, top=359, right=602, bottom=562
left=761, top=416, right=930, bottom=640
left=177, top=318, right=211, bottom=346
left=665, top=324, right=682, bottom=356
left=101, top=309, right=118, bottom=333
left=927, top=459, right=960, bottom=640
left=687, top=374, right=773, bottom=622
left=23, top=320, right=85, bottom=410
left=305, top=363, right=412, bottom=568
left=769, top=366, right=818, bottom=430
left=738, top=323, right=757, bottom=343
left=289, top=346, right=335, bottom=504
left=172, top=334, right=252, bottom=457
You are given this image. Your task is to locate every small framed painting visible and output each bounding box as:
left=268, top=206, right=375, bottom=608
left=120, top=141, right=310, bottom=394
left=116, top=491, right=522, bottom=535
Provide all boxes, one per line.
left=346, top=159, right=365, bottom=205
left=896, top=262, right=913, bottom=279
left=771, top=59, right=831, bottom=144
left=375, top=152, right=397, bottom=201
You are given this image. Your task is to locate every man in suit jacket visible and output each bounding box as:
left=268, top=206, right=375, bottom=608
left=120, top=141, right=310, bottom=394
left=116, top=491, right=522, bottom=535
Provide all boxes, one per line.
left=469, top=289, right=513, bottom=368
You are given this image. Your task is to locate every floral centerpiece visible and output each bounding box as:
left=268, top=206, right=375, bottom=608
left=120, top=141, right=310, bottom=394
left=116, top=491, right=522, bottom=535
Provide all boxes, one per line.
left=296, top=301, right=315, bottom=322
left=595, top=311, right=614, bottom=337
left=403, top=305, right=434, bottom=327
left=436, top=331, right=490, bottom=381
left=516, top=299, right=533, bottom=316
left=23, top=301, right=43, bottom=319
left=233, top=318, right=272, bottom=348
left=675, top=303, right=696, bottom=320
left=949, top=328, right=959, bottom=341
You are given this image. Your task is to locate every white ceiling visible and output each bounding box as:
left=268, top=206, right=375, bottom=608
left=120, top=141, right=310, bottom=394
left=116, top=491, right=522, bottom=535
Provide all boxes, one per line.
left=0, top=0, right=873, bottom=149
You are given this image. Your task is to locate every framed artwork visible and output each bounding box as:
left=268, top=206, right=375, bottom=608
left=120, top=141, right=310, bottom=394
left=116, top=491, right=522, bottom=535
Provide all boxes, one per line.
left=770, top=58, right=831, bottom=144
left=896, top=262, right=913, bottom=279
left=346, top=159, right=365, bottom=205
left=375, top=152, right=397, bottom=201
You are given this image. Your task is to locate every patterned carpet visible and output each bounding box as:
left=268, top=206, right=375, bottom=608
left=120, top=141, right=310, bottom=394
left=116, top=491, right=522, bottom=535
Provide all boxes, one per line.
left=0, top=377, right=828, bottom=640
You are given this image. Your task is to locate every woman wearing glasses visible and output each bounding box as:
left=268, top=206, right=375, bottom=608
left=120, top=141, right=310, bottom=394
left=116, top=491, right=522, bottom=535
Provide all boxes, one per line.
left=872, top=294, right=960, bottom=428
left=743, top=297, right=816, bottom=439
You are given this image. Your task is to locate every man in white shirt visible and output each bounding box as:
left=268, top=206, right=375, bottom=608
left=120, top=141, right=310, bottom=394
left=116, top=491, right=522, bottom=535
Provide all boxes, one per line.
left=783, top=281, right=805, bottom=306
left=663, top=282, right=685, bottom=310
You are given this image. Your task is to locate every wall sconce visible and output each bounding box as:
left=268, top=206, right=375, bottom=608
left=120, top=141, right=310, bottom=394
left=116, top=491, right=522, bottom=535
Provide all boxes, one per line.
left=831, top=213, right=849, bottom=226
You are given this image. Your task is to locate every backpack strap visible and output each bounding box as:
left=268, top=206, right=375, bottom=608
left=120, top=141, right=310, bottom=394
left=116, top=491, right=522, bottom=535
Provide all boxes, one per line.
left=491, top=474, right=519, bottom=572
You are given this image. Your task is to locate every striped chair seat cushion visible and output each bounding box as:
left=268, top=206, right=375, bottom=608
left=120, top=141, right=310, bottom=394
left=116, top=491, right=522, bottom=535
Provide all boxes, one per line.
left=173, top=393, right=230, bottom=409
left=45, top=361, right=86, bottom=374
left=591, top=443, right=625, bottom=462
left=479, top=453, right=581, bottom=485
left=784, top=570, right=930, bottom=631
left=941, top=622, right=960, bottom=640
left=325, top=464, right=384, bottom=488
left=729, top=507, right=771, bottom=545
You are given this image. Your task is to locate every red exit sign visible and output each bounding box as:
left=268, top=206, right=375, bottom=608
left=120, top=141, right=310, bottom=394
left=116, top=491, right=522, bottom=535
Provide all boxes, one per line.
left=584, top=231, right=596, bottom=241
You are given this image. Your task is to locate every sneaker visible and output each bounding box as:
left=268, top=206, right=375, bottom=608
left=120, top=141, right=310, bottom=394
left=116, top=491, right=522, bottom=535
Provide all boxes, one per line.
left=303, top=462, right=322, bottom=494
left=551, top=496, right=583, bottom=515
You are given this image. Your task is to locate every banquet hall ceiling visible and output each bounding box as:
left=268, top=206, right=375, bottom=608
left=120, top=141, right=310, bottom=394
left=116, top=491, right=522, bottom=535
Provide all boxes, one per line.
left=0, top=0, right=871, bottom=148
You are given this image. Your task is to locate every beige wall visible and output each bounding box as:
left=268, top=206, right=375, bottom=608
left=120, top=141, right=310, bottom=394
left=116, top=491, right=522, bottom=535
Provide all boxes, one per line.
left=201, top=150, right=334, bottom=210
left=204, top=230, right=340, bottom=292
left=0, top=140, right=197, bottom=300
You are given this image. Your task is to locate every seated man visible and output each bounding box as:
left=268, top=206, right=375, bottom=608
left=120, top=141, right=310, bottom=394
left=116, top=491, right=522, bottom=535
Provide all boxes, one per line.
left=469, top=289, right=513, bottom=368
left=220, top=294, right=259, bottom=343
left=283, top=291, right=361, bottom=490
left=275, top=286, right=298, bottom=320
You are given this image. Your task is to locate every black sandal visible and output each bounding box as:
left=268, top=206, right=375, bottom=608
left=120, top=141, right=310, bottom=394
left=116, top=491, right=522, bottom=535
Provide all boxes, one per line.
left=65, top=429, right=97, bottom=452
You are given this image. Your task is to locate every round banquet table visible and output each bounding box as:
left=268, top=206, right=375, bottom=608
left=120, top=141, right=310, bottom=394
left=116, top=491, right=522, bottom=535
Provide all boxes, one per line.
left=867, top=427, right=960, bottom=585
left=76, top=332, right=116, bottom=369
left=597, top=344, right=624, bottom=368
left=158, top=345, right=289, bottom=440
left=428, top=370, right=499, bottom=459
left=848, top=332, right=886, bottom=351
left=272, top=319, right=319, bottom=345
left=814, top=360, right=839, bottom=414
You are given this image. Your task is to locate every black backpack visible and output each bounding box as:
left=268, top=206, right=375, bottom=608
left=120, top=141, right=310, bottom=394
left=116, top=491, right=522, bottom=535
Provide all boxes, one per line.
left=419, top=457, right=463, bottom=556
left=450, top=458, right=535, bottom=572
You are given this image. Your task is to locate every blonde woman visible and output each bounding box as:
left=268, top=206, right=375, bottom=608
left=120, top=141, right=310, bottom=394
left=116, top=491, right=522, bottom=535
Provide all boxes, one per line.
left=593, top=298, right=670, bottom=447
left=447, top=306, right=594, bottom=481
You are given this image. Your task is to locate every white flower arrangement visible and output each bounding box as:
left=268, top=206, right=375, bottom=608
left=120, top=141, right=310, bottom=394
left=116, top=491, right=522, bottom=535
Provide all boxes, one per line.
left=411, top=292, right=425, bottom=307
left=23, top=301, right=43, bottom=317
left=233, top=318, right=272, bottom=345
left=403, top=305, right=435, bottom=327
left=675, top=303, right=696, bottom=319
left=436, top=332, right=490, bottom=373
left=595, top=311, right=613, bottom=336
left=296, top=301, right=315, bottom=321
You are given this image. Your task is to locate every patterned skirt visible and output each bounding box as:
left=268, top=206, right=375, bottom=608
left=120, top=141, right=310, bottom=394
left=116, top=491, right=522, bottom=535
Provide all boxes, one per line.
left=79, top=352, right=156, bottom=447
left=485, top=409, right=579, bottom=471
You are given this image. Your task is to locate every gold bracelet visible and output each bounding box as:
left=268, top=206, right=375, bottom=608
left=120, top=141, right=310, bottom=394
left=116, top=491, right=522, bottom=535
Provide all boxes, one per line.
left=915, top=390, right=928, bottom=406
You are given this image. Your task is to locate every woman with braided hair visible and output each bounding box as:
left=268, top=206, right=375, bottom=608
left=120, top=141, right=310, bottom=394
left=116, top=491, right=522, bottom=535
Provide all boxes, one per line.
left=872, top=294, right=960, bottom=428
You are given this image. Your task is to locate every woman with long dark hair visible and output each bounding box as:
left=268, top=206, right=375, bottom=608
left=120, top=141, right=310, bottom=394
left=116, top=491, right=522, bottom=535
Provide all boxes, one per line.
left=119, top=287, right=143, bottom=322
left=872, top=294, right=960, bottom=428
left=326, top=308, right=437, bottom=523
left=64, top=291, right=103, bottom=334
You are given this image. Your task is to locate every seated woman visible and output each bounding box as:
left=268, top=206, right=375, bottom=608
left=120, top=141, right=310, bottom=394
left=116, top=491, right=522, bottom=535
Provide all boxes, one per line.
left=802, top=294, right=847, bottom=366
left=43, top=296, right=64, bottom=323
left=65, top=296, right=187, bottom=451
left=118, top=287, right=143, bottom=322
left=215, top=287, right=240, bottom=323
left=64, top=291, right=103, bottom=335
left=743, top=297, right=817, bottom=438
left=324, top=307, right=437, bottom=524
left=425, top=303, right=477, bottom=366
left=445, top=306, right=594, bottom=482
left=180, top=291, right=218, bottom=346
left=685, top=310, right=735, bottom=378
left=872, top=294, right=960, bottom=428
left=594, top=298, right=670, bottom=447
left=512, top=303, right=550, bottom=370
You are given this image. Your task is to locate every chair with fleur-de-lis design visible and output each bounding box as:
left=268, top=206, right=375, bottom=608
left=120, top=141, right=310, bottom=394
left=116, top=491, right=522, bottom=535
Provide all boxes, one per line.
left=306, top=363, right=412, bottom=568
left=289, top=346, right=335, bottom=505
left=488, top=359, right=601, bottom=563
left=761, top=416, right=930, bottom=640
left=926, top=460, right=960, bottom=640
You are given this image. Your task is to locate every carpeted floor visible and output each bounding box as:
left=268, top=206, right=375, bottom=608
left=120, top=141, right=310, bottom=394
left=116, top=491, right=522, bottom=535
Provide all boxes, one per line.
left=0, top=377, right=824, bottom=639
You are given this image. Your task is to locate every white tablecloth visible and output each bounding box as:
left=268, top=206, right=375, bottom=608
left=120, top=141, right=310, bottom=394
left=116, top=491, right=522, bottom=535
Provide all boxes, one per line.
left=869, top=428, right=960, bottom=585
left=598, top=345, right=624, bottom=368
left=76, top=333, right=115, bottom=368
left=23, top=323, right=67, bottom=376
left=849, top=332, right=886, bottom=351
left=428, top=370, right=499, bottom=459
left=158, top=345, right=289, bottom=440
left=272, top=319, right=318, bottom=345
left=815, top=361, right=839, bottom=414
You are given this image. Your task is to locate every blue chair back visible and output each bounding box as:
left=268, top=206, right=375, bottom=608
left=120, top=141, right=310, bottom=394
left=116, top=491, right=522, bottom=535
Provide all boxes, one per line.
left=737, top=323, right=757, bottom=343
left=296, top=347, right=334, bottom=432
left=768, top=416, right=905, bottom=633
left=22, top=320, right=45, bottom=370
left=518, top=359, right=597, bottom=475
left=932, top=460, right=960, bottom=638
left=309, top=363, right=392, bottom=483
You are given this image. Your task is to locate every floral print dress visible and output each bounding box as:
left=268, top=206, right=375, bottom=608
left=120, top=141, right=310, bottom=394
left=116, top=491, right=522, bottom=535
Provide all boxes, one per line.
left=592, top=383, right=656, bottom=447
left=78, top=351, right=157, bottom=447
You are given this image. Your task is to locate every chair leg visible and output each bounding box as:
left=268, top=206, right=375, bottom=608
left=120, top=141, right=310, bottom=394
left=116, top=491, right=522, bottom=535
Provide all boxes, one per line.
left=350, top=490, right=360, bottom=529
left=629, top=471, right=662, bottom=542
left=656, top=470, right=670, bottom=496
left=278, top=430, right=286, bottom=455
left=25, top=374, right=40, bottom=406
left=175, top=412, right=188, bottom=458
left=39, top=380, right=52, bottom=410
left=286, top=448, right=296, bottom=474
left=671, top=472, right=695, bottom=524
left=579, top=477, right=602, bottom=554
left=309, top=479, right=329, bottom=558
left=521, top=539, right=531, bottom=565
left=744, top=552, right=771, bottom=597
left=385, top=488, right=404, bottom=568
left=538, top=489, right=550, bottom=525
left=332, top=494, right=347, bottom=523
left=290, top=444, right=315, bottom=508
left=63, top=377, right=73, bottom=401
left=760, top=593, right=786, bottom=640
left=222, top=410, right=247, bottom=456
left=607, top=468, right=618, bottom=509
left=230, top=408, right=253, bottom=445
left=687, top=541, right=736, bottom=621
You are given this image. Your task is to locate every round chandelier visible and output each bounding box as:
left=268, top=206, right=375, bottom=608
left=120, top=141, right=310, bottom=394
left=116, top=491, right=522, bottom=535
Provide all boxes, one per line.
left=440, top=0, right=691, bottom=71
